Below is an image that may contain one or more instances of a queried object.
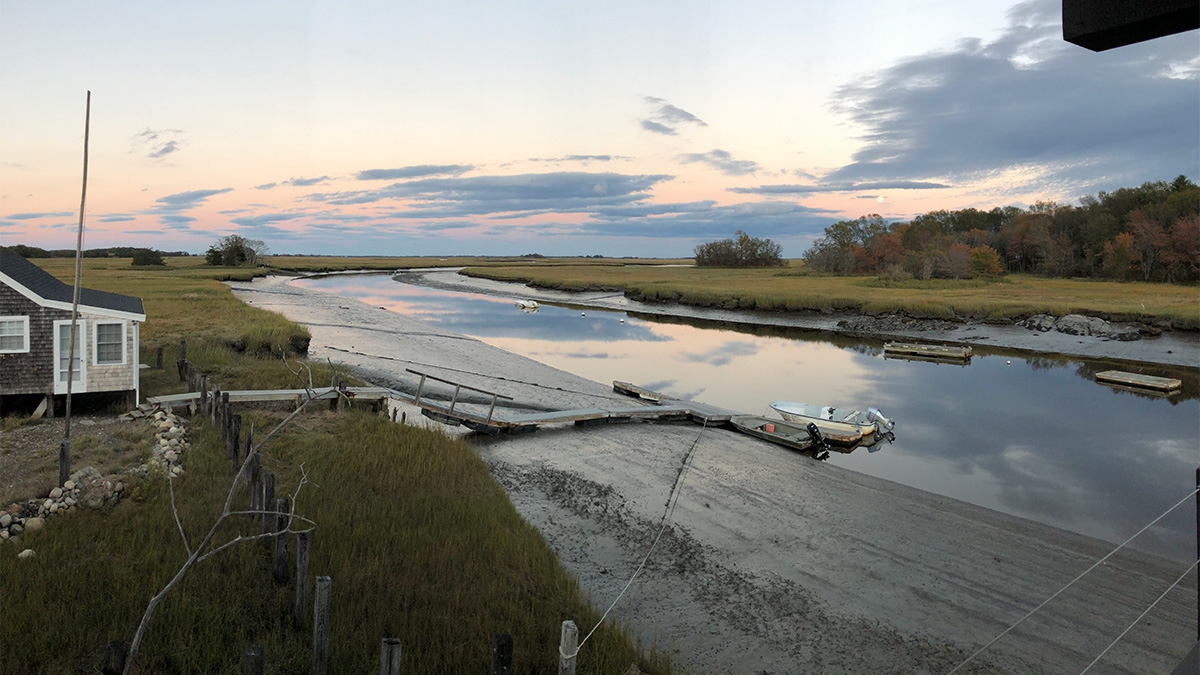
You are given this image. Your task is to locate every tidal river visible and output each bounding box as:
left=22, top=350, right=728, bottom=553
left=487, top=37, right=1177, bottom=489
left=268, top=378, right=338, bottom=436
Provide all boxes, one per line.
left=295, top=273, right=1199, bottom=561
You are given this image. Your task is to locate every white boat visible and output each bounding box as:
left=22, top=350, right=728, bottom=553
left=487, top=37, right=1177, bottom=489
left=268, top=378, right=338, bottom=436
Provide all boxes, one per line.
left=768, top=401, right=895, bottom=446
left=514, top=299, right=539, bottom=311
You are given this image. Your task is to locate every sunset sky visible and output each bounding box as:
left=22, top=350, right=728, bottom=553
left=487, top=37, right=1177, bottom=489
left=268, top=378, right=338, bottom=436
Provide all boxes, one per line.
left=1, top=0, right=1196, bottom=257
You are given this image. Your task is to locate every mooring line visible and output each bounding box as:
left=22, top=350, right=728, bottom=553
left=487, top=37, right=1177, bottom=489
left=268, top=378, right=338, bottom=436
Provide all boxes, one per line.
left=945, top=485, right=1200, bottom=674
left=1077, top=558, right=1199, bottom=674
left=562, top=418, right=710, bottom=660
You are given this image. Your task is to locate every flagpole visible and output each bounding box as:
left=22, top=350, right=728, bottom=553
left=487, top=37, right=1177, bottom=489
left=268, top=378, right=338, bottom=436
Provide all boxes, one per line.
left=61, top=90, right=90, bottom=487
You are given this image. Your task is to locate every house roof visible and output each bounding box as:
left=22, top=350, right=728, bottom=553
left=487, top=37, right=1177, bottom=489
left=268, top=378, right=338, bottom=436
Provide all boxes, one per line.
left=0, top=251, right=146, bottom=318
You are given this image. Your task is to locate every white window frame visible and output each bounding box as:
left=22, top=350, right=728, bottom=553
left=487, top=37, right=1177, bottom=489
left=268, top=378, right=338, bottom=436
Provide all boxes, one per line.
left=53, top=319, right=86, bottom=395
left=93, top=320, right=127, bottom=366
left=0, top=316, right=30, bottom=354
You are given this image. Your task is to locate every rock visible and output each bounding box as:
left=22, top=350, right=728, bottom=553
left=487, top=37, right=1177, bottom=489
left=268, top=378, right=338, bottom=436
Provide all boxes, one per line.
left=155, top=411, right=165, bottom=420
left=171, top=466, right=184, bottom=477
left=79, top=419, right=96, bottom=426
left=1019, top=314, right=1057, bottom=332
left=104, top=481, right=113, bottom=491
left=0, top=530, right=8, bottom=540
left=9, top=523, right=21, bottom=535
left=0, top=514, right=10, bottom=528
left=164, top=450, right=178, bottom=463
left=169, top=426, right=180, bottom=435
left=49, top=503, right=59, bottom=514
left=1054, top=314, right=1110, bottom=337
left=64, top=480, right=75, bottom=491
left=24, top=517, right=44, bottom=533
left=1139, top=325, right=1163, bottom=337
left=17, top=549, right=34, bottom=559
left=115, top=482, right=124, bottom=494
left=65, top=497, right=76, bottom=507
left=84, top=495, right=104, bottom=510
left=42, top=499, right=53, bottom=511
left=50, top=487, right=63, bottom=500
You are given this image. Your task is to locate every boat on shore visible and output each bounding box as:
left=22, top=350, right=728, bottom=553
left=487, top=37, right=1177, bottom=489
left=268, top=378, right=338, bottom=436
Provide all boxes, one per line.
left=515, top=299, right=539, bottom=311
left=768, top=401, right=895, bottom=446
left=730, top=415, right=830, bottom=460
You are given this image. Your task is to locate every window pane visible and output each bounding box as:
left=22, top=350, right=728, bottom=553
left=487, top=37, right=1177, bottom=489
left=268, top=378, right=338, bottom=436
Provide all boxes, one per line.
left=0, top=334, right=22, bottom=350
left=0, top=320, right=21, bottom=336
left=96, top=323, right=123, bottom=364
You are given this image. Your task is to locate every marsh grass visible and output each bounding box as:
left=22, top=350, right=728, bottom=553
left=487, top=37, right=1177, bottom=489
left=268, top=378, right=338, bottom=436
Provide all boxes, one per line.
left=1, top=410, right=674, bottom=674
left=461, top=264, right=1200, bottom=326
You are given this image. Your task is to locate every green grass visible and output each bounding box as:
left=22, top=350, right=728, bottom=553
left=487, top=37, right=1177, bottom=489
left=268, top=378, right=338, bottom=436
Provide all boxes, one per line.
left=460, top=263, right=1200, bottom=327
left=1, top=410, right=669, bottom=674
left=5, top=259, right=680, bottom=674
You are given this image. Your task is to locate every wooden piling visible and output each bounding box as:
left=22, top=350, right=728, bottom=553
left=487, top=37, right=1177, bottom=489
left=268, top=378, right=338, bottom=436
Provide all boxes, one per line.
left=212, top=385, right=221, bottom=426
left=262, top=472, right=275, bottom=536
left=295, top=532, right=310, bottom=630
left=274, top=497, right=291, bottom=584
left=100, top=640, right=126, bottom=675
left=177, top=340, right=186, bottom=382
left=493, top=634, right=513, bottom=675
left=379, top=638, right=402, bottom=675
left=558, top=620, right=578, bottom=675
left=229, top=414, right=242, bottom=473
left=330, top=375, right=340, bottom=411
left=313, top=576, right=332, bottom=675
left=241, top=645, right=264, bottom=675
left=199, top=375, right=208, bottom=415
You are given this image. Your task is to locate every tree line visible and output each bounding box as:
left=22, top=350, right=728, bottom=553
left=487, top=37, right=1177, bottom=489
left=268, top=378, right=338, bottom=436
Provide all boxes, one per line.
left=803, top=176, right=1199, bottom=282
left=695, top=230, right=785, bottom=267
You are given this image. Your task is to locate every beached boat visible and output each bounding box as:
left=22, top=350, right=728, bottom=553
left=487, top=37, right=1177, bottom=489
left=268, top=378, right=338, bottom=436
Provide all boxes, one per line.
left=515, top=299, right=539, bottom=311
left=730, top=415, right=830, bottom=460
left=768, top=401, right=895, bottom=445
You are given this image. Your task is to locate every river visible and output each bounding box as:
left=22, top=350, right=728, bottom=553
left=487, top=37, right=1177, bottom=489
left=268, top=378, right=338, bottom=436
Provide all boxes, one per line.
left=294, top=273, right=1200, bottom=561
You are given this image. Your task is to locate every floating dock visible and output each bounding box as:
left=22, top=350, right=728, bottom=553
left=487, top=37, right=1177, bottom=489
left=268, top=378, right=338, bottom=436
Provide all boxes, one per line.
left=883, top=342, right=972, bottom=361
left=1094, top=370, right=1182, bottom=394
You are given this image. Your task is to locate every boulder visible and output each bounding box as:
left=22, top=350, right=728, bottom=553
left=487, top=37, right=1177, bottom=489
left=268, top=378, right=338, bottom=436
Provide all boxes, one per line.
left=1053, top=314, right=1110, bottom=336
left=50, top=487, right=63, bottom=500
left=1019, top=314, right=1057, bottom=332
left=0, top=514, right=10, bottom=528
left=17, top=549, right=34, bottom=560
left=24, top=517, right=44, bottom=533
left=64, top=480, right=75, bottom=491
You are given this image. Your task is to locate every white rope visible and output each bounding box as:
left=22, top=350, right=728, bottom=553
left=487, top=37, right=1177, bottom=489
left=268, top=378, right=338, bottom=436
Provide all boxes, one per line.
left=1078, top=558, right=1199, bottom=674
left=945, top=485, right=1200, bottom=674
left=561, top=418, right=709, bottom=660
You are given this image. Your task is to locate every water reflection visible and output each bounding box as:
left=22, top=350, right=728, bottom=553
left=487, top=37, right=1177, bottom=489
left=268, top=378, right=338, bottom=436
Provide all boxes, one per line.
left=295, top=274, right=1199, bottom=561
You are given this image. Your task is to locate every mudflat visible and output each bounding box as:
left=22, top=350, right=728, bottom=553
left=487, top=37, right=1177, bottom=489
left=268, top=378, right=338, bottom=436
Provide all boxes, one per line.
left=231, top=275, right=1196, bottom=674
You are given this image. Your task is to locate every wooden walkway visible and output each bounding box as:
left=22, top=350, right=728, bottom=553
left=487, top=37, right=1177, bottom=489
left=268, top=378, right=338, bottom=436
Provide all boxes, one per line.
left=1094, top=370, right=1182, bottom=394
left=883, top=342, right=973, bottom=361
left=147, top=374, right=737, bottom=436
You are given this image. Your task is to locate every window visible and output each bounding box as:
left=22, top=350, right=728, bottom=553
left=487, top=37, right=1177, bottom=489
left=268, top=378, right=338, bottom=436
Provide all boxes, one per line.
left=0, top=316, right=29, bottom=354
left=94, top=321, right=125, bottom=365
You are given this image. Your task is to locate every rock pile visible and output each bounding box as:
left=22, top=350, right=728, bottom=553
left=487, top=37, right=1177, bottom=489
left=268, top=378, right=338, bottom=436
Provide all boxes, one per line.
left=4, top=408, right=189, bottom=554
left=1017, top=314, right=1142, bottom=341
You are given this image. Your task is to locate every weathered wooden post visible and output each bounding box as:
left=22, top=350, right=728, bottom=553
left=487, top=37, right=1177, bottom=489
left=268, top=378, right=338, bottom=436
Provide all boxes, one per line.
left=329, top=375, right=340, bottom=411
left=274, top=497, right=291, bottom=584
left=558, top=620, right=578, bottom=675
left=337, top=382, right=347, bottom=413
left=493, top=634, right=513, bottom=675
left=313, top=576, right=332, bottom=675
left=241, top=645, right=264, bottom=675
left=379, top=638, right=402, bottom=675
left=198, top=375, right=208, bottom=415
left=100, top=640, right=126, bottom=675
left=155, top=346, right=163, bottom=369
left=221, top=392, right=231, bottom=443
left=229, top=414, right=242, bottom=473
left=262, top=472, right=276, bottom=537
left=176, top=340, right=186, bottom=382
left=294, top=532, right=310, bottom=630
left=211, top=385, right=221, bottom=426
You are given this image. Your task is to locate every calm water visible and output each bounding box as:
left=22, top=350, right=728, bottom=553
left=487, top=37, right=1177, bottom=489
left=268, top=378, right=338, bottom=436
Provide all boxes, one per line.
left=296, top=274, right=1200, bottom=561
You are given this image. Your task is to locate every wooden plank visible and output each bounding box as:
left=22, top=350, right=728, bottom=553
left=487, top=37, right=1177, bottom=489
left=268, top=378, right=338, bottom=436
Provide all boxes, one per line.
left=613, top=381, right=664, bottom=402
left=1095, top=370, right=1182, bottom=392
left=504, top=408, right=610, bottom=425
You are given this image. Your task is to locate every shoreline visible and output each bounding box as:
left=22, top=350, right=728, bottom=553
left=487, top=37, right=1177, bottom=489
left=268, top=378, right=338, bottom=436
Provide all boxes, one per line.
left=230, top=274, right=1196, bottom=674
left=397, top=268, right=1200, bottom=370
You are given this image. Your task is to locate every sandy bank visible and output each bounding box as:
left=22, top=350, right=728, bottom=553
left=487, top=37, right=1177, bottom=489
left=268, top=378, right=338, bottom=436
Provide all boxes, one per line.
left=231, top=275, right=1196, bottom=675
left=399, top=268, right=1199, bottom=369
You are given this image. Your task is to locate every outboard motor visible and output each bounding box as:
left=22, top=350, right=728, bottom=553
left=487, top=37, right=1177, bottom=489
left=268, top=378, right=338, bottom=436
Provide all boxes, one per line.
left=806, top=422, right=831, bottom=461
left=866, top=407, right=895, bottom=432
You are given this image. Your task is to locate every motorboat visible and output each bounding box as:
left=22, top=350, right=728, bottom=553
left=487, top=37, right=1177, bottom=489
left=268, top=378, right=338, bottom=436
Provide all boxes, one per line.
left=730, top=415, right=830, bottom=460
left=515, top=299, right=539, bottom=311
left=768, top=401, right=895, bottom=446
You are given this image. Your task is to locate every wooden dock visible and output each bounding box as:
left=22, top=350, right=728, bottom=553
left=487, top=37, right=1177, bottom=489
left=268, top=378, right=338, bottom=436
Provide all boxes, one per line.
left=883, top=342, right=972, bottom=361
left=1094, top=370, right=1182, bottom=394
left=148, top=386, right=393, bottom=407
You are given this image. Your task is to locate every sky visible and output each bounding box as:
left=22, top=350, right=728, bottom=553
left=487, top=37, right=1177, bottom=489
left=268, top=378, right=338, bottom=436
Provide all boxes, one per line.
left=0, top=0, right=1196, bottom=258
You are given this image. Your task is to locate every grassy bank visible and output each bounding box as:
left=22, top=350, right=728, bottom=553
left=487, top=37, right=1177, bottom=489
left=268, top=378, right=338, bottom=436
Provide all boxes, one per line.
left=460, top=263, right=1200, bottom=327
left=4, top=259, right=675, bottom=674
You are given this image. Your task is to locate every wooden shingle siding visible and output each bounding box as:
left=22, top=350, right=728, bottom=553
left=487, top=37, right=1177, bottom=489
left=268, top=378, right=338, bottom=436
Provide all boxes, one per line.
left=0, top=283, right=70, bottom=395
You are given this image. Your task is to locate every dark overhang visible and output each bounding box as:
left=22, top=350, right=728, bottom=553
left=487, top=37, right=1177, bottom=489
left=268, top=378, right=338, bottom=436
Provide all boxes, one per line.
left=1063, top=0, right=1199, bottom=51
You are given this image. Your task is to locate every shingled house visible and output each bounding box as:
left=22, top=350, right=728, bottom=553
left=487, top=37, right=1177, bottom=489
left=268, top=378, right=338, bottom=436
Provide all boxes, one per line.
left=0, top=252, right=146, bottom=412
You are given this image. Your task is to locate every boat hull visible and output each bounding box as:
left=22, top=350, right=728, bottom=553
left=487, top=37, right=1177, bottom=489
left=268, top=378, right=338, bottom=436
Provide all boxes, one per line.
left=730, top=415, right=821, bottom=454
left=768, top=401, right=893, bottom=446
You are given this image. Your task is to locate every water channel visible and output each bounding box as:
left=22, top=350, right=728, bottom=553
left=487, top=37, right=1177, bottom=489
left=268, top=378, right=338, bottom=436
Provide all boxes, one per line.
left=294, top=274, right=1199, bottom=562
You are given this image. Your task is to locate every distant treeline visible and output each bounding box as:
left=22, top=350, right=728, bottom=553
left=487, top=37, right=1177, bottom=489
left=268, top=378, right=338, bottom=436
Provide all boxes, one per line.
left=1, top=245, right=191, bottom=259
left=804, top=176, right=1200, bottom=283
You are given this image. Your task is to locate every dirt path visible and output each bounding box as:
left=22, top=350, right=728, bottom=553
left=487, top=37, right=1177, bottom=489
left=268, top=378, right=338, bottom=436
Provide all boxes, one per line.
left=231, top=275, right=1196, bottom=674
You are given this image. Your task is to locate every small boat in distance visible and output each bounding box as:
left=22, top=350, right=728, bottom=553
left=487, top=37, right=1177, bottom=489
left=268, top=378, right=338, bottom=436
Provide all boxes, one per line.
left=515, top=299, right=539, bottom=311
left=768, top=401, right=895, bottom=446
left=730, top=415, right=831, bottom=460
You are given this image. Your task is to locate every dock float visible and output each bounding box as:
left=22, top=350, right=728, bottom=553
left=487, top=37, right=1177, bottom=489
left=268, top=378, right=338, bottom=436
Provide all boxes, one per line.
left=1094, top=370, right=1182, bottom=394
left=883, top=342, right=972, bottom=361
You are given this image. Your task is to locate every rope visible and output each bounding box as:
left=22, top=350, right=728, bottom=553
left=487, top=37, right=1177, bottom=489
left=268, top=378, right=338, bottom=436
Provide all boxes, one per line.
left=560, top=418, right=710, bottom=660
left=945, top=485, right=1200, bottom=675
left=1077, top=558, right=1200, bottom=674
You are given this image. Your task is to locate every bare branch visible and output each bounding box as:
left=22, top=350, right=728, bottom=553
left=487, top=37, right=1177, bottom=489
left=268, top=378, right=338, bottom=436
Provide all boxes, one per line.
left=167, top=471, right=191, bottom=557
